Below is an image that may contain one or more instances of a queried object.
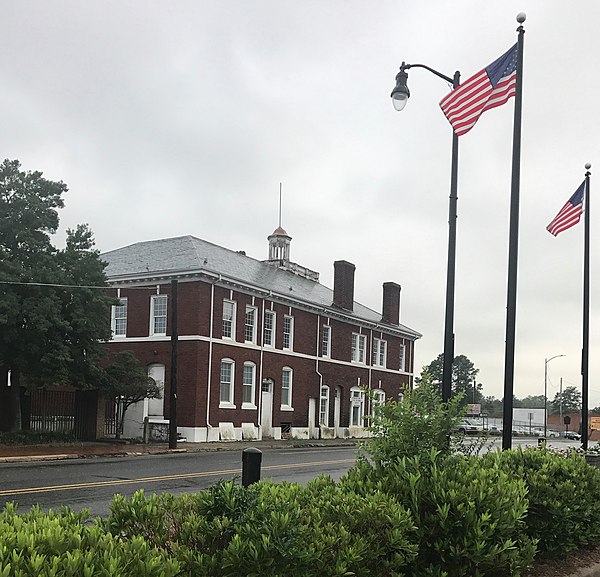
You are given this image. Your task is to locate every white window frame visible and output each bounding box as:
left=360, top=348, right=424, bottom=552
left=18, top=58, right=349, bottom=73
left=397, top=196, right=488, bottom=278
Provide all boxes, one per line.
left=242, top=362, right=256, bottom=409
left=283, top=315, right=294, bottom=351
left=321, top=325, right=331, bottom=358
left=244, top=306, right=258, bottom=344
left=281, top=367, right=293, bottom=410
left=399, top=344, right=406, bottom=372
left=319, top=385, right=330, bottom=426
left=372, top=388, right=386, bottom=416
left=349, top=386, right=365, bottom=427
left=150, top=295, right=168, bottom=336
left=219, top=359, right=235, bottom=408
left=351, top=333, right=367, bottom=364
left=111, top=298, right=128, bottom=338
left=222, top=300, right=236, bottom=340
left=372, top=338, right=387, bottom=368
left=263, top=310, right=275, bottom=347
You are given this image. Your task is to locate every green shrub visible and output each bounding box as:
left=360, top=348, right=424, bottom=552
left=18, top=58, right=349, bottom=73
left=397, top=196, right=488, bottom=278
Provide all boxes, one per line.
left=482, top=447, right=600, bottom=557
left=362, top=372, right=466, bottom=465
left=0, top=430, right=75, bottom=445
left=0, top=503, right=179, bottom=577
left=104, top=478, right=417, bottom=577
left=342, top=451, right=537, bottom=577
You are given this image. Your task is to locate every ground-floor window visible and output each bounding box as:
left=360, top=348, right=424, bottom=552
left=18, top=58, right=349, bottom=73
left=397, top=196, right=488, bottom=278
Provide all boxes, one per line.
left=349, top=386, right=365, bottom=427
left=319, top=385, right=330, bottom=426
left=220, top=359, right=235, bottom=407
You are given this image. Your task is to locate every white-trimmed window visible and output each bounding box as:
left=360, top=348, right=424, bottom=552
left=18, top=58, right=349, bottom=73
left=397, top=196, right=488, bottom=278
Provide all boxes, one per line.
left=372, top=338, right=387, bottom=368
left=150, top=295, right=168, bottom=336
left=283, top=315, right=294, bottom=350
left=350, top=387, right=365, bottom=426
left=319, top=385, right=330, bottom=426
left=219, top=359, right=235, bottom=407
left=351, top=333, right=366, bottom=364
left=372, top=389, right=386, bottom=416
left=263, top=310, right=275, bottom=347
left=321, top=325, right=331, bottom=358
left=399, top=344, right=406, bottom=372
left=111, top=298, right=127, bottom=337
left=222, top=300, right=236, bottom=340
left=281, top=367, right=293, bottom=409
left=242, top=362, right=256, bottom=408
left=245, top=306, right=257, bottom=344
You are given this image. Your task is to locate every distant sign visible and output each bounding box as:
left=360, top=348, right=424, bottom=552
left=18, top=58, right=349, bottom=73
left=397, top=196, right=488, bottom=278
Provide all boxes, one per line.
left=467, top=404, right=481, bottom=415
left=590, top=416, right=600, bottom=430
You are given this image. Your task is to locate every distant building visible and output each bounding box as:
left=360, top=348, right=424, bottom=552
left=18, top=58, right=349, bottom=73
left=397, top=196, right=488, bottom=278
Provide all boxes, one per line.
left=102, top=227, right=421, bottom=442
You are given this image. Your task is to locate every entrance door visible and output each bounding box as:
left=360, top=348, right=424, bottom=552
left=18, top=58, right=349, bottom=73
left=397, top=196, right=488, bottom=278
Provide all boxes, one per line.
left=261, top=379, right=273, bottom=439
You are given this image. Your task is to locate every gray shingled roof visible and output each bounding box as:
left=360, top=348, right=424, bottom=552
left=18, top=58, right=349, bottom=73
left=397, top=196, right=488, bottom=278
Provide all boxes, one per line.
left=102, top=235, right=421, bottom=338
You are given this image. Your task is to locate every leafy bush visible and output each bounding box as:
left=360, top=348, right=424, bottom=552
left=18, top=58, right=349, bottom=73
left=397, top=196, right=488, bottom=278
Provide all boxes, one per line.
left=0, top=430, right=75, bottom=445
left=482, top=447, right=600, bottom=557
left=362, top=371, right=467, bottom=465
left=0, top=503, right=179, bottom=577
left=342, top=451, right=537, bottom=577
left=104, top=478, right=418, bottom=577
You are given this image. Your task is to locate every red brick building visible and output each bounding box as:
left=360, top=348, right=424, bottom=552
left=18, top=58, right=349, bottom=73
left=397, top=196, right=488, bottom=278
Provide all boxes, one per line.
left=102, top=229, right=421, bottom=442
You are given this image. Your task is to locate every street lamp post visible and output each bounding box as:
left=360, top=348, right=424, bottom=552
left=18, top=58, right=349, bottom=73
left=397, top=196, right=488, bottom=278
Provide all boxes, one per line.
left=544, top=354, right=565, bottom=438
left=391, top=63, right=460, bottom=404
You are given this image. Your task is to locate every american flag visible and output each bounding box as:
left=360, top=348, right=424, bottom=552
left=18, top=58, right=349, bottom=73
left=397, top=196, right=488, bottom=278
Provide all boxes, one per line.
left=547, top=181, right=585, bottom=237
left=440, top=44, right=518, bottom=136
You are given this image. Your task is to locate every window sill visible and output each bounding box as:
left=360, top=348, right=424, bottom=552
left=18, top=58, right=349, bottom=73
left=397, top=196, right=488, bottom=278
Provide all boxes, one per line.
left=242, top=403, right=257, bottom=410
left=219, top=402, right=237, bottom=409
left=280, top=406, right=294, bottom=412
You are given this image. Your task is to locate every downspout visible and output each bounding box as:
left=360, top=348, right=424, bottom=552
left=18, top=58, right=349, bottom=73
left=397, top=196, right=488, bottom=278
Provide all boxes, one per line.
left=206, top=282, right=215, bottom=430
left=258, top=298, right=265, bottom=428
left=314, top=315, right=324, bottom=428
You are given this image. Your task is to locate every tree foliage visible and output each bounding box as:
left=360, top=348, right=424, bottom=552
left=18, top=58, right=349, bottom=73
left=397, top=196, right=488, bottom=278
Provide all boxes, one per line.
left=550, top=385, right=581, bottom=415
left=0, top=159, right=113, bottom=431
left=417, top=353, right=481, bottom=404
left=103, top=351, right=161, bottom=439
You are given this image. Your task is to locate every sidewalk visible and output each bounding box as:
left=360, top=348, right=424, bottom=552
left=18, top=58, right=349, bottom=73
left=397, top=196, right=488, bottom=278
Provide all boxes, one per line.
left=0, top=438, right=358, bottom=463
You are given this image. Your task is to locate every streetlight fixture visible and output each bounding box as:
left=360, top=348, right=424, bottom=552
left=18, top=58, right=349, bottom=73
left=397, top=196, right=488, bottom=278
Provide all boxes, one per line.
left=391, top=62, right=460, bottom=404
left=544, top=354, right=565, bottom=438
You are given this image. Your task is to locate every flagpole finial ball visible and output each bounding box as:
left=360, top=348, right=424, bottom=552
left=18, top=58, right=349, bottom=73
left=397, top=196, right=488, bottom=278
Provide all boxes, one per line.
left=585, top=163, right=592, bottom=170
left=516, top=12, right=526, bottom=23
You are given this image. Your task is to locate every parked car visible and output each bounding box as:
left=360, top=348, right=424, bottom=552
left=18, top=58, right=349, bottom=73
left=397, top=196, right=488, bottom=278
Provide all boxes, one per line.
left=546, top=430, right=561, bottom=438
left=454, top=419, right=483, bottom=435
left=564, top=431, right=581, bottom=440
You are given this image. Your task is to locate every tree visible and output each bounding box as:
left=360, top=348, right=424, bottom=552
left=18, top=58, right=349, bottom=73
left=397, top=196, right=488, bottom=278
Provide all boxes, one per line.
left=0, top=159, right=114, bottom=431
left=103, top=351, right=161, bottom=439
left=517, top=395, right=546, bottom=409
left=550, top=386, right=581, bottom=415
left=417, top=353, right=481, bottom=405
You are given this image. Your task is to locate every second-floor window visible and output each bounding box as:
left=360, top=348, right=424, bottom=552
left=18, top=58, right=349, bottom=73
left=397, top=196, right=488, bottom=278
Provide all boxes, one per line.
left=283, top=315, right=294, bottom=350
left=111, top=298, right=127, bottom=337
left=150, top=295, right=167, bottom=336
left=222, top=300, right=236, bottom=339
left=321, top=325, right=331, bottom=358
left=263, top=310, right=275, bottom=347
left=245, top=306, right=257, bottom=343
left=372, top=338, right=387, bottom=367
left=351, top=333, right=366, bottom=364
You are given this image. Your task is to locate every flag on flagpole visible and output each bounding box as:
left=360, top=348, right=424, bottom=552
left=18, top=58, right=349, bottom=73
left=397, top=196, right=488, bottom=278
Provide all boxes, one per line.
left=440, top=44, right=518, bottom=136
left=546, top=181, right=585, bottom=236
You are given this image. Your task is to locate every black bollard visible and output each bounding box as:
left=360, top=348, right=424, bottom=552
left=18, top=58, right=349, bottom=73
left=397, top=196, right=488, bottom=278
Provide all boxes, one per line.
left=242, top=447, right=262, bottom=487
left=538, top=437, right=546, bottom=447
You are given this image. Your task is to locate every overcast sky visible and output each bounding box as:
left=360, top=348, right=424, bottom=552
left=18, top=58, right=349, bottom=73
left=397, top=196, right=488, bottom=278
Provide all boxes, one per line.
left=1, top=1, right=598, bottom=406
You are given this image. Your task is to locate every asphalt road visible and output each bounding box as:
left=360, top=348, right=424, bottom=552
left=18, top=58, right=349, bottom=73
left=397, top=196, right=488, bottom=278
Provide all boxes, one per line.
left=0, top=445, right=359, bottom=517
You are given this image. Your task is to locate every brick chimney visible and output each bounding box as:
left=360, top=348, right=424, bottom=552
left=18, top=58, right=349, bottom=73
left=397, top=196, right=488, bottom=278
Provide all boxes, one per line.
left=333, top=260, right=355, bottom=311
left=381, top=282, right=401, bottom=325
